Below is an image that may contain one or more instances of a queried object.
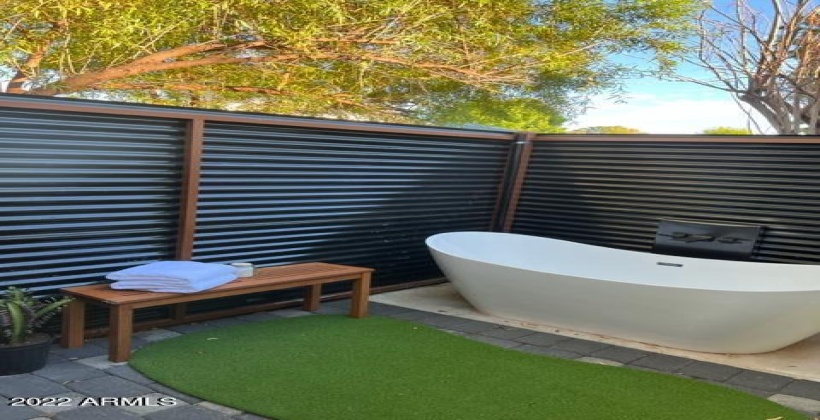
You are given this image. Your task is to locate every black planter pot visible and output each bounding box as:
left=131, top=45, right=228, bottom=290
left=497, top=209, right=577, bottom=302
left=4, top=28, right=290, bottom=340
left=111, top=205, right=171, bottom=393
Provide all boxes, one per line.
left=0, top=333, right=53, bottom=376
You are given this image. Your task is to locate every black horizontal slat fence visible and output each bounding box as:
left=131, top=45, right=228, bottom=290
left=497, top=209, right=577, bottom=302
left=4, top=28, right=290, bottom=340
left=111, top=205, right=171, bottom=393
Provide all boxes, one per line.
left=3, top=92, right=820, bottom=312
left=0, top=94, right=513, bottom=301
left=0, top=107, right=185, bottom=293
left=512, top=139, right=820, bottom=264
left=194, top=123, right=510, bottom=288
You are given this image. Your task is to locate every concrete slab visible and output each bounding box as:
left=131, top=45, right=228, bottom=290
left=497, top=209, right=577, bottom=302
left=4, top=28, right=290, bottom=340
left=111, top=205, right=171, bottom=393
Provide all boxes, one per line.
left=768, top=394, right=820, bottom=416
left=371, top=283, right=820, bottom=382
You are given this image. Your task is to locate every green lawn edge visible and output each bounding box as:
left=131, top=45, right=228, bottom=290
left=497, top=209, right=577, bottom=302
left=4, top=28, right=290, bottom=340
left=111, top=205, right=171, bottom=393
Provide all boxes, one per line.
left=130, top=315, right=806, bottom=420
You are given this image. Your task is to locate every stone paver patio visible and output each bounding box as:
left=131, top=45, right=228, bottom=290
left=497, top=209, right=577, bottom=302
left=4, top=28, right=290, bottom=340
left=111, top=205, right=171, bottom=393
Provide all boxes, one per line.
left=1, top=300, right=819, bottom=419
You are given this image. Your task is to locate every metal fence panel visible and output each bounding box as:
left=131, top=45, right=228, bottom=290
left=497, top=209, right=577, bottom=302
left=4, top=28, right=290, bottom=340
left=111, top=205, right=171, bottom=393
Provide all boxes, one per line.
left=0, top=107, right=185, bottom=292
left=512, top=141, right=820, bottom=263
left=193, top=123, right=511, bottom=287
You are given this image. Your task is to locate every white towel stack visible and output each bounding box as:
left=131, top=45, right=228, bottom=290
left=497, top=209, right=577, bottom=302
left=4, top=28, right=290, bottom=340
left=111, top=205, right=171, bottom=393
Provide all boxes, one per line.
left=106, top=261, right=238, bottom=293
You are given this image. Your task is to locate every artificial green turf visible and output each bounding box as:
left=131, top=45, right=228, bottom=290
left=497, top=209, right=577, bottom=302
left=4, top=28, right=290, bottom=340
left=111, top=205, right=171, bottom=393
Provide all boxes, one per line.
left=130, top=315, right=804, bottom=420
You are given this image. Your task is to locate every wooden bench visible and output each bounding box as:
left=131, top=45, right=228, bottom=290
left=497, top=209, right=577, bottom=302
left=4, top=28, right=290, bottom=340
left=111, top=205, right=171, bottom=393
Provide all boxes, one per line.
left=60, top=262, right=374, bottom=362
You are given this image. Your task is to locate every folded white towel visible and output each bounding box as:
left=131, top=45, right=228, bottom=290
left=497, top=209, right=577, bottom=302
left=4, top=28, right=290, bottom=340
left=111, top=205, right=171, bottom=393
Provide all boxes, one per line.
left=107, top=261, right=238, bottom=293
left=110, top=272, right=237, bottom=293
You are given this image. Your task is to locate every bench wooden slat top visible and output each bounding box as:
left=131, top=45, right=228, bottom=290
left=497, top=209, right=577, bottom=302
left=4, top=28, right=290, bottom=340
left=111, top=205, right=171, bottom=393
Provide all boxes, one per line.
left=62, top=262, right=374, bottom=305
left=60, top=261, right=373, bottom=362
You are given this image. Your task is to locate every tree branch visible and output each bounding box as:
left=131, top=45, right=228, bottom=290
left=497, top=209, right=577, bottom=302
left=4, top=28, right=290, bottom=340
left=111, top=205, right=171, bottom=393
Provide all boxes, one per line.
left=678, top=0, right=820, bottom=134
left=98, top=81, right=391, bottom=114
left=27, top=41, right=527, bottom=96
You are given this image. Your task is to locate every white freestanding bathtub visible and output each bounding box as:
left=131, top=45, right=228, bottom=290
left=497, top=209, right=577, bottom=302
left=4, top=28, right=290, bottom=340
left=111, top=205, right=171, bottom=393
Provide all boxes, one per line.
left=426, top=231, right=820, bottom=354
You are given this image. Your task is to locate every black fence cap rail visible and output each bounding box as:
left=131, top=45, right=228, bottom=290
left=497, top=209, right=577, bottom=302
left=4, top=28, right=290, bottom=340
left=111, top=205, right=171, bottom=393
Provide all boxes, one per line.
left=0, top=93, right=515, bottom=141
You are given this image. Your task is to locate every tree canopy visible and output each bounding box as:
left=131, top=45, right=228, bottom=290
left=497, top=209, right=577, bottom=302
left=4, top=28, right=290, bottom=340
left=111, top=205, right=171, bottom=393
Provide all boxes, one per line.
left=680, top=0, right=819, bottom=134
left=2, top=0, right=702, bottom=129
left=700, top=126, right=753, bottom=135
left=569, top=125, right=644, bottom=134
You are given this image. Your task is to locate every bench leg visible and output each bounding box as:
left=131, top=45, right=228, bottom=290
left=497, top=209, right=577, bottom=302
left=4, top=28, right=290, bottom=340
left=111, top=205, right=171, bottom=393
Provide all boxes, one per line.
left=109, top=305, right=134, bottom=363
left=171, top=303, right=188, bottom=321
left=303, top=284, right=322, bottom=311
left=60, top=299, right=87, bottom=348
left=349, top=272, right=371, bottom=318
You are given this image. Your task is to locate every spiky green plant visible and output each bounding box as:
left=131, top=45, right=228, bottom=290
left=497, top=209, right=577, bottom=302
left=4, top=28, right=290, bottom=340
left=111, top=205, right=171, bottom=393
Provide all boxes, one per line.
left=0, top=287, right=72, bottom=345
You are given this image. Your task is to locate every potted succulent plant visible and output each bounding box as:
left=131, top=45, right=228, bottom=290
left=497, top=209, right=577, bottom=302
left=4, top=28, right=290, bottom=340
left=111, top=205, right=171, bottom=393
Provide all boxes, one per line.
left=0, top=287, right=72, bottom=375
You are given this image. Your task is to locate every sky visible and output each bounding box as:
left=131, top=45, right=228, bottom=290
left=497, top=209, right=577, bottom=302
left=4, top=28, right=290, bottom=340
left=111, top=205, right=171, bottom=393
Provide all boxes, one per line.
left=566, top=0, right=785, bottom=135
left=565, top=78, right=770, bottom=135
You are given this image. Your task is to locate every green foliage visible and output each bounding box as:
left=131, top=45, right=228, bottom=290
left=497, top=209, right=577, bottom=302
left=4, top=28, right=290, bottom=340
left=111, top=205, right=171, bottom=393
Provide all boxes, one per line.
left=422, top=92, right=567, bottom=132
left=2, top=0, right=703, bottom=126
left=700, top=126, right=753, bottom=135
left=0, top=287, right=72, bottom=345
left=570, top=125, right=644, bottom=134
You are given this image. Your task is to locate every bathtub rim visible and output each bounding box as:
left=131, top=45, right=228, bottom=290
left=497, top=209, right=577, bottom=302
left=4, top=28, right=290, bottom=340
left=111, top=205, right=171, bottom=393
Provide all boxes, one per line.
left=425, top=231, right=820, bottom=293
